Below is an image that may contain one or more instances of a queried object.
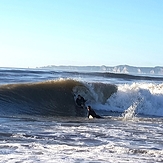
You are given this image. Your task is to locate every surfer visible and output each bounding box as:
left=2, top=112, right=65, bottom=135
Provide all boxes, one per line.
left=75, top=95, right=86, bottom=108
left=87, top=105, right=102, bottom=119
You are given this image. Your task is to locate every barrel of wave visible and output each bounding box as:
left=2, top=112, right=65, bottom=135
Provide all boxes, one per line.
left=73, top=82, right=118, bottom=111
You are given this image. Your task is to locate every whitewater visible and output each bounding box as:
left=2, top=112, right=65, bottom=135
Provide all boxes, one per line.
left=0, top=67, right=163, bottom=163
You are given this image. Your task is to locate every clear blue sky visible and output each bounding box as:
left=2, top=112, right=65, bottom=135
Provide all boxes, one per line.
left=0, top=0, right=163, bottom=68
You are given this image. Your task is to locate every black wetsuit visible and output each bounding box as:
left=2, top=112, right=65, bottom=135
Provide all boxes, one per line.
left=88, top=108, right=102, bottom=118
left=76, top=97, right=86, bottom=107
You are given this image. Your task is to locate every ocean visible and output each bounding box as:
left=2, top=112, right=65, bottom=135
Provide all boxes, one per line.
left=0, top=67, right=163, bottom=163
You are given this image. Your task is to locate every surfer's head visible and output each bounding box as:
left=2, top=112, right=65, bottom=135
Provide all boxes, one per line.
left=87, top=106, right=91, bottom=110
left=78, top=95, right=81, bottom=99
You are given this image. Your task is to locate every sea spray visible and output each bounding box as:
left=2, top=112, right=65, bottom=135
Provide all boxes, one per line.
left=122, top=100, right=142, bottom=121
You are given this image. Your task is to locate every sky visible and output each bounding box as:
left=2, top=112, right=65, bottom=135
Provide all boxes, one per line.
left=0, top=0, right=163, bottom=68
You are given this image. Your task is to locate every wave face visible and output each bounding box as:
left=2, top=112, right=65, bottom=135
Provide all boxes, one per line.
left=0, top=79, right=117, bottom=117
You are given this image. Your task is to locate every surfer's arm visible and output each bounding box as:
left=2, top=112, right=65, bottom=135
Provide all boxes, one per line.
left=76, top=99, right=81, bottom=106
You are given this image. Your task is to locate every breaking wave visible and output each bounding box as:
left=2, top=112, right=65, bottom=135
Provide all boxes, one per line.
left=0, top=79, right=117, bottom=117
left=107, top=83, right=163, bottom=117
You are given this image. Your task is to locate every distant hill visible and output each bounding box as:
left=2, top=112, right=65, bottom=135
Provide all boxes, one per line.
left=40, top=65, right=163, bottom=75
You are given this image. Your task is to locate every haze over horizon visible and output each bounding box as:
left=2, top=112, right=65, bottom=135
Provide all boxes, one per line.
left=0, top=0, right=163, bottom=68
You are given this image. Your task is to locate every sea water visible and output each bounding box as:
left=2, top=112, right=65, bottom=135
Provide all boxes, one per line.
left=0, top=68, right=163, bottom=163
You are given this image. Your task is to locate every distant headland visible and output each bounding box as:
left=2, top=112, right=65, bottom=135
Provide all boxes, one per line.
left=39, top=65, right=163, bottom=75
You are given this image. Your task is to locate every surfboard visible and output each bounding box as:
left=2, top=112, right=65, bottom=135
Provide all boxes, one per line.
left=88, top=115, right=94, bottom=119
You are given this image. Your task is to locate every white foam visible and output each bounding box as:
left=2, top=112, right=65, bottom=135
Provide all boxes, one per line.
left=106, top=83, right=163, bottom=117
left=1, top=115, right=163, bottom=163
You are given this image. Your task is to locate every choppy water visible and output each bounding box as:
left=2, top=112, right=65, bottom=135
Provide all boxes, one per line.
left=0, top=68, right=163, bottom=162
